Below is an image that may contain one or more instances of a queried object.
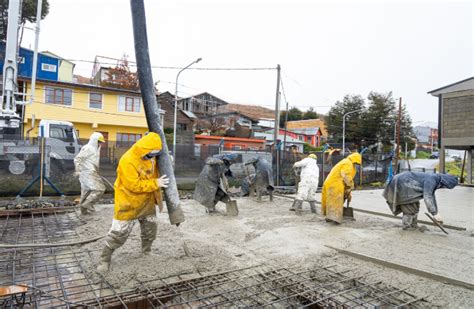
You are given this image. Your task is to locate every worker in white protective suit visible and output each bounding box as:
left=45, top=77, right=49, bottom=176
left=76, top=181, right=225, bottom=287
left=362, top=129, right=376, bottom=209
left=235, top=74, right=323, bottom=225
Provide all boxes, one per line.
left=290, top=154, right=320, bottom=215
left=74, top=132, right=106, bottom=215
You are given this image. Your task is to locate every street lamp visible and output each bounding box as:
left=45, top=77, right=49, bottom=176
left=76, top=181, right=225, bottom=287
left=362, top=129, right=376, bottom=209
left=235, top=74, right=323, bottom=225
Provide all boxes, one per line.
left=173, top=57, right=202, bottom=168
left=342, top=108, right=364, bottom=157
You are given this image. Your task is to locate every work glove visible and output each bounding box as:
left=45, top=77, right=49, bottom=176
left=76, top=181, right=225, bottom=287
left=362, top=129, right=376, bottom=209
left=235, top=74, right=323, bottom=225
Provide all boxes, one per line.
left=433, top=213, right=443, bottom=224
left=156, top=175, right=170, bottom=188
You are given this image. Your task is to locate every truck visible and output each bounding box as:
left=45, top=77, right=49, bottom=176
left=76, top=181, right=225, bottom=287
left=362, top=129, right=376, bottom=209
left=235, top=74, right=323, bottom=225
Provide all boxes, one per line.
left=0, top=120, right=81, bottom=175
left=0, top=1, right=82, bottom=176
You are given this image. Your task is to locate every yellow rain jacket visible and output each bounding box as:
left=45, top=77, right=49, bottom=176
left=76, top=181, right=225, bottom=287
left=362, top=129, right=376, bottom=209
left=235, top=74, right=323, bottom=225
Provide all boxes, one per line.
left=321, top=153, right=361, bottom=223
left=114, top=133, right=163, bottom=221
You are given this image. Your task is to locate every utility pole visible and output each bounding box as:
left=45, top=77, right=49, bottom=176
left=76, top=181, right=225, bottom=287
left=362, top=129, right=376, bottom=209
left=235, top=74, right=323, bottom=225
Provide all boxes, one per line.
left=130, top=0, right=184, bottom=226
left=273, top=64, right=281, bottom=186
left=282, top=100, right=289, bottom=161
left=393, top=97, right=402, bottom=175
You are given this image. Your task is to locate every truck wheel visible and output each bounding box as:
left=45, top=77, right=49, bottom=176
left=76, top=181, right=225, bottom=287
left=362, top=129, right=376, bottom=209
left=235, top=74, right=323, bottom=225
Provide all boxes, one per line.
left=9, top=160, right=26, bottom=175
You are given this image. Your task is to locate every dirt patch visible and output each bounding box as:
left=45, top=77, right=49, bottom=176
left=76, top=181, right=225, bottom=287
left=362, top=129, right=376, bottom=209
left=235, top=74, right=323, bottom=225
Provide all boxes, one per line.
left=76, top=196, right=473, bottom=307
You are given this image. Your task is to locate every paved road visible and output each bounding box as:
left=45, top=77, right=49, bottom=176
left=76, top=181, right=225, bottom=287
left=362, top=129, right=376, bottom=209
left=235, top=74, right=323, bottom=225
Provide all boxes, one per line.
left=399, top=158, right=454, bottom=170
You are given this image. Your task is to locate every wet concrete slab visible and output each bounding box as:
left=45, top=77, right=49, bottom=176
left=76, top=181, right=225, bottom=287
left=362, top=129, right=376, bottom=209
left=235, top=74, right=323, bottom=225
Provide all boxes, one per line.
left=349, top=187, right=474, bottom=230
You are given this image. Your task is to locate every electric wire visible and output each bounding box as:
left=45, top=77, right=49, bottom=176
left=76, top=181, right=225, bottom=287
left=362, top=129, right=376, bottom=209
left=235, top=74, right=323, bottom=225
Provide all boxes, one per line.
left=66, top=58, right=277, bottom=71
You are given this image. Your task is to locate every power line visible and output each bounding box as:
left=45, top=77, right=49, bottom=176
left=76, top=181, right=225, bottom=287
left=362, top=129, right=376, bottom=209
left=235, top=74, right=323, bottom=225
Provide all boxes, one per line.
left=66, top=58, right=277, bottom=71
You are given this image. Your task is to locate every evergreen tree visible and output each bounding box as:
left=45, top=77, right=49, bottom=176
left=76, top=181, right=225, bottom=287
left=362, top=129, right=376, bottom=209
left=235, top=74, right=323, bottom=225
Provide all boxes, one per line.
left=303, top=107, right=318, bottom=119
left=326, top=95, right=365, bottom=143
left=280, top=106, right=303, bottom=127
left=361, top=91, right=396, bottom=145
left=0, top=0, right=50, bottom=42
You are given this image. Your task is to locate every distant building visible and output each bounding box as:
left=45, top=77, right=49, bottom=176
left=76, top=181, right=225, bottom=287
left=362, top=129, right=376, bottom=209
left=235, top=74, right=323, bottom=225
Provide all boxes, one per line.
left=254, top=129, right=306, bottom=153
left=220, top=103, right=275, bottom=129
left=178, top=92, right=228, bottom=116
left=428, top=77, right=474, bottom=184
left=195, top=135, right=266, bottom=150
left=414, top=126, right=438, bottom=150
left=42, top=51, right=76, bottom=82
left=0, top=42, right=60, bottom=82
left=286, top=119, right=327, bottom=146
left=156, top=92, right=195, bottom=132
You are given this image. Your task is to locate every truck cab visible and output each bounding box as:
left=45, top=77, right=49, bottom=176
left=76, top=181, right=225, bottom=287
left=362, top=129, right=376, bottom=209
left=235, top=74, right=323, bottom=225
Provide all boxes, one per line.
left=39, top=120, right=81, bottom=171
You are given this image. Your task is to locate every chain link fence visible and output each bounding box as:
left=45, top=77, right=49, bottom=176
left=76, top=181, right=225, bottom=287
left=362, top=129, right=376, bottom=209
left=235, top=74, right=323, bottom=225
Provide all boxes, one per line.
left=0, top=133, right=400, bottom=197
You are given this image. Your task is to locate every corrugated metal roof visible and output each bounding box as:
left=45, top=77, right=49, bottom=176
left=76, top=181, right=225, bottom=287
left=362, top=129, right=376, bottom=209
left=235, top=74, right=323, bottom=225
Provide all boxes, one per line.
left=182, top=110, right=197, bottom=119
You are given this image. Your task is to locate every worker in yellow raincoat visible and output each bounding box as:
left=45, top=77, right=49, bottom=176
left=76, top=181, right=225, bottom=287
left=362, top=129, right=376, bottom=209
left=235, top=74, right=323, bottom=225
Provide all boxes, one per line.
left=97, top=132, right=170, bottom=273
left=321, top=152, right=361, bottom=223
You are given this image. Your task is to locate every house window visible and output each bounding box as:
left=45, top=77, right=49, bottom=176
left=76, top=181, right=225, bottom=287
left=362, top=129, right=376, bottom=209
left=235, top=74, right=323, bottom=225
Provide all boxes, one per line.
left=45, top=87, right=72, bottom=106
left=118, top=96, right=141, bottom=112
left=116, top=133, right=142, bottom=146
left=41, top=63, right=57, bottom=72
left=177, top=123, right=187, bottom=131
left=89, top=92, right=103, bottom=109
left=298, top=135, right=304, bottom=141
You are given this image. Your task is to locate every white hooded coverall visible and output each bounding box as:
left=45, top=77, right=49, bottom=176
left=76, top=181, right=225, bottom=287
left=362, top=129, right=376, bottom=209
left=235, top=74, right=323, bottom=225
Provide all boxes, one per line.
left=74, top=132, right=105, bottom=214
left=294, top=157, right=319, bottom=202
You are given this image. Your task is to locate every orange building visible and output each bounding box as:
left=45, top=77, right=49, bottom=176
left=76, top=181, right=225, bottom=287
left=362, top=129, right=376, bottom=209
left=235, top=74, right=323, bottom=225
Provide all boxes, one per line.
left=195, top=135, right=266, bottom=150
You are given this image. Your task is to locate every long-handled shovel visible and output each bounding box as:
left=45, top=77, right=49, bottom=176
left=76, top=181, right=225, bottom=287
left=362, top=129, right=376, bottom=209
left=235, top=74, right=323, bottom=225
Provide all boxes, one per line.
left=342, top=190, right=355, bottom=220
left=425, top=213, right=449, bottom=235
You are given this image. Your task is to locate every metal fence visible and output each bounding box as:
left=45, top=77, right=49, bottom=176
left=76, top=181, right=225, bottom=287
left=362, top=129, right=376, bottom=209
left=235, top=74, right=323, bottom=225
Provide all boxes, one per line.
left=0, top=133, right=399, bottom=197
left=277, top=151, right=393, bottom=187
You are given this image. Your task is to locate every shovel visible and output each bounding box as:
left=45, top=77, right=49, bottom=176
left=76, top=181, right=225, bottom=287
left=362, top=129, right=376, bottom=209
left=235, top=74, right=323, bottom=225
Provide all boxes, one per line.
left=221, top=174, right=239, bottom=216
left=226, top=200, right=239, bottom=216
left=425, top=212, right=449, bottom=235
left=343, top=192, right=355, bottom=220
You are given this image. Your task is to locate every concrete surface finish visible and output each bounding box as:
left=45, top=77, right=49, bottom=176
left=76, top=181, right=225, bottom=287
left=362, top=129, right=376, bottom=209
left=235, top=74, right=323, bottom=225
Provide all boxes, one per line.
left=349, top=186, right=474, bottom=230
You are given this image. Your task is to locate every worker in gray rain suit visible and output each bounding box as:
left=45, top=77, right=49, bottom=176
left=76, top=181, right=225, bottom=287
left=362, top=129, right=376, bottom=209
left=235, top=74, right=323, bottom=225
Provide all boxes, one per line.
left=241, top=173, right=256, bottom=197
left=194, top=153, right=238, bottom=214
left=383, top=172, right=458, bottom=230
left=74, top=132, right=106, bottom=215
left=290, top=154, right=319, bottom=214
left=243, top=157, right=274, bottom=201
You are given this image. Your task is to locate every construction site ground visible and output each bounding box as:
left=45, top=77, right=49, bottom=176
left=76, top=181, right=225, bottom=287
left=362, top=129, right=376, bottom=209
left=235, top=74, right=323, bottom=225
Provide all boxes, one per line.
left=75, top=187, right=474, bottom=308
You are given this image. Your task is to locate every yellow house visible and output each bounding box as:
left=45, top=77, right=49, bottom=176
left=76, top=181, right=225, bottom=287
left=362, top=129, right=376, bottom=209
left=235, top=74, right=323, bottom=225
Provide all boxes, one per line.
left=22, top=79, right=164, bottom=144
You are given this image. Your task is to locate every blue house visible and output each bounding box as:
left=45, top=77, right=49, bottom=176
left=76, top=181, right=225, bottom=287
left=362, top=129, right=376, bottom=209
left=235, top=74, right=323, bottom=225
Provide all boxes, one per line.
left=0, top=41, right=59, bottom=81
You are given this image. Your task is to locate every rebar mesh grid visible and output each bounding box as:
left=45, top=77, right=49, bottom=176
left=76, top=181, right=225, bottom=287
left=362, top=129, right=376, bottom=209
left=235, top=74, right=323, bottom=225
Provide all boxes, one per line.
left=1, top=210, right=427, bottom=308
left=0, top=209, right=124, bottom=308
left=82, top=265, right=426, bottom=308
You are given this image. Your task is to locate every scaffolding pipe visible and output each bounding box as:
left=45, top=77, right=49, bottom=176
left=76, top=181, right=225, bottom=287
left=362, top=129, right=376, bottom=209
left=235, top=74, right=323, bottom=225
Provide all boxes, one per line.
left=130, top=0, right=185, bottom=225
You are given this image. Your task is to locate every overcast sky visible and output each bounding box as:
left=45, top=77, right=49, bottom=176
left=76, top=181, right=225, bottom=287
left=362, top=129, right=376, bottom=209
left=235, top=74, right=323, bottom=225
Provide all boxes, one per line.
left=21, top=0, right=473, bottom=124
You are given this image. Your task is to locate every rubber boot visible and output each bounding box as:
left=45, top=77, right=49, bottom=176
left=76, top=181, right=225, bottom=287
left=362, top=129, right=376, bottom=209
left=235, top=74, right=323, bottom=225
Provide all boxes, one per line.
left=309, top=202, right=317, bottom=214
left=402, top=214, right=415, bottom=230
left=142, top=239, right=154, bottom=255
left=269, top=191, right=273, bottom=202
left=97, top=246, right=114, bottom=273
left=294, top=200, right=303, bottom=215
left=289, top=200, right=297, bottom=211
left=206, top=206, right=217, bottom=214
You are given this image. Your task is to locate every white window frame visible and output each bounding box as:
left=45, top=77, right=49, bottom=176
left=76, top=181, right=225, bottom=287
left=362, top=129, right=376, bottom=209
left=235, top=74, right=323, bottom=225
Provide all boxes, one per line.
left=118, top=95, right=141, bottom=113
